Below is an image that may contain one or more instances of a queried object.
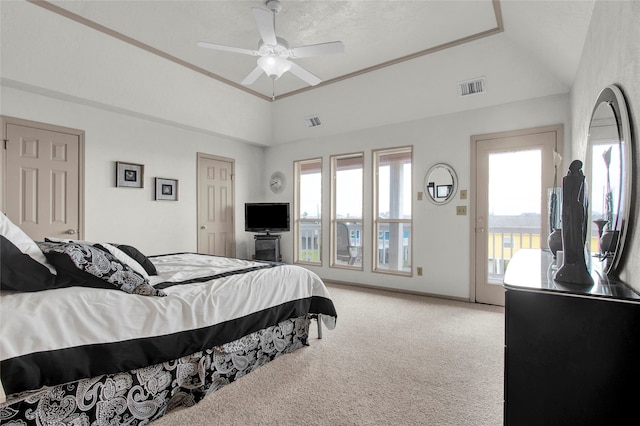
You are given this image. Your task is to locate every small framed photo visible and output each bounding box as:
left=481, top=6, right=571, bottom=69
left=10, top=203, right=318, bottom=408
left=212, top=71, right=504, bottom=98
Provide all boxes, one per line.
left=116, top=161, right=144, bottom=188
left=155, top=178, right=178, bottom=201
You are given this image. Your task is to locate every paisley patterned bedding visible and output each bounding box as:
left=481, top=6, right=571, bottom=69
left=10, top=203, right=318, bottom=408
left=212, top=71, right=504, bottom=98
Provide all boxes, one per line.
left=0, top=252, right=337, bottom=424
left=0, top=316, right=310, bottom=425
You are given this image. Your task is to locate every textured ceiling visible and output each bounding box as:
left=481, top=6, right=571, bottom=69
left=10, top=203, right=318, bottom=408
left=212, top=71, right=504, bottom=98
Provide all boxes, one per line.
left=37, top=0, right=593, bottom=101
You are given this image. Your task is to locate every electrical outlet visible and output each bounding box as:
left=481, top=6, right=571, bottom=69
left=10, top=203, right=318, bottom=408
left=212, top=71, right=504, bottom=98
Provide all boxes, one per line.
left=456, top=205, right=467, bottom=215
left=417, top=266, right=423, bottom=276
left=460, top=190, right=467, bottom=200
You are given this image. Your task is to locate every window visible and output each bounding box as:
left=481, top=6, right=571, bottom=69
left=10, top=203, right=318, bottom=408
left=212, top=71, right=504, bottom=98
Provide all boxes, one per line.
left=373, top=147, right=412, bottom=275
left=294, top=158, right=322, bottom=264
left=331, top=153, right=364, bottom=269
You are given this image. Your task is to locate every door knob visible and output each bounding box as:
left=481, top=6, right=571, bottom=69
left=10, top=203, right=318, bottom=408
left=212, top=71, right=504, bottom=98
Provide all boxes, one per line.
left=66, top=229, right=76, bottom=235
left=200, top=225, right=207, bottom=230
left=478, top=227, right=486, bottom=233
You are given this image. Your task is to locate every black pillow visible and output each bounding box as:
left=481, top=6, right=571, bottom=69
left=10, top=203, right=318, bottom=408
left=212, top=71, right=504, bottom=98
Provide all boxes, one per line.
left=39, top=242, right=165, bottom=297
left=114, top=244, right=158, bottom=276
left=1, top=214, right=58, bottom=292
left=1, top=236, right=58, bottom=291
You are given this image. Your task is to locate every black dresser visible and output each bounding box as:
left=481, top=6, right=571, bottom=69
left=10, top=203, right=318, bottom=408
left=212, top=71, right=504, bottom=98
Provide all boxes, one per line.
left=503, top=249, right=640, bottom=425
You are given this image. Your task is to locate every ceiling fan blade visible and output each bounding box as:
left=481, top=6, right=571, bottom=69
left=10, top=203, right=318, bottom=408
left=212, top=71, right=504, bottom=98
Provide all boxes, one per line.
left=252, top=7, right=277, bottom=46
left=197, top=41, right=257, bottom=56
left=290, top=41, right=345, bottom=58
left=288, top=62, right=321, bottom=86
left=241, top=65, right=264, bottom=86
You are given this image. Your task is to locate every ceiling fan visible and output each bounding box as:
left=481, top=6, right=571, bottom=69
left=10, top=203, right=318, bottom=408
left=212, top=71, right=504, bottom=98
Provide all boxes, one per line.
left=197, top=0, right=344, bottom=88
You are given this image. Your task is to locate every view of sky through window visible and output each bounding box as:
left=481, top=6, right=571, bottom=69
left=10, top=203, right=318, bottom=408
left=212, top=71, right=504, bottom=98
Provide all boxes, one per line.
left=489, top=150, right=541, bottom=216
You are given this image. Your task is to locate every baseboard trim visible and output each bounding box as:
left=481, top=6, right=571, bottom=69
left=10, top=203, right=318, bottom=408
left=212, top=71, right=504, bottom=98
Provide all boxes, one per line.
left=320, top=278, right=472, bottom=303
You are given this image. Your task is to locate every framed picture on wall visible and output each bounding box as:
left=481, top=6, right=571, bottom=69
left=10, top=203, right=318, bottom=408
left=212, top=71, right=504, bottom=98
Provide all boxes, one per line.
left=116, top=161, right=144, bottom=188
left=155, top=178, right=178, bottom=201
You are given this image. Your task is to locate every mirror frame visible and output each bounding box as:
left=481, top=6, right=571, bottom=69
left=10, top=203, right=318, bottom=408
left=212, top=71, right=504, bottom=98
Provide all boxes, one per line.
left=586, top=84, right=632, bottom=275
left=424, top=163, right=458, bottom=205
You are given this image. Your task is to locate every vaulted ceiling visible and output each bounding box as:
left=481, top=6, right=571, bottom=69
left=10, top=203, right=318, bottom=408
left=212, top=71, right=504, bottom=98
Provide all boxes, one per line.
left=2, top=0, right=597, bottom=145
left=38, top=0, right=594, bottom=101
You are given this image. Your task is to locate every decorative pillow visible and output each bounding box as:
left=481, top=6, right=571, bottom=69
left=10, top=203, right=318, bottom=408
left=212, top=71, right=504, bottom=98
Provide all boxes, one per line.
left=96, top=243, right=149, bottom=279
left=1, top=215, right=57, bottom=292
left=38, top=242, right=166, bottom=297
left=113, top=244, right=158, bottom=276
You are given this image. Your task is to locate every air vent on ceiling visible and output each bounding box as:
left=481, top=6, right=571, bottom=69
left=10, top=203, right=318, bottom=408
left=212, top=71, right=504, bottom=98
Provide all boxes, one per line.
left=304, top=115, right=322, bottom=128
left=457, top=77, right=486, bottom=97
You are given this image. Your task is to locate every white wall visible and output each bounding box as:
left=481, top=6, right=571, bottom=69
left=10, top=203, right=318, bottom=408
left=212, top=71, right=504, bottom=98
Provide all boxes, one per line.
left=1, top=86, right=264, bottom=258
left=272, top=32, right=570, bottom=145
left=264, top=93, right=571, bottom=300
left=570, top=0, right=640, bottom=292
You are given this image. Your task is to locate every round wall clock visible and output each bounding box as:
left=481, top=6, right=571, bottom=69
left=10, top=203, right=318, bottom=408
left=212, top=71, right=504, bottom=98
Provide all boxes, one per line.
left=269, top=171, right=285, bottom=193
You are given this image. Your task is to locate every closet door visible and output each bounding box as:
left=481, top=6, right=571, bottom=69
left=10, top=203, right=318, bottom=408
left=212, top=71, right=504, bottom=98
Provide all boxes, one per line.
left=197, top=153, right=235, bottom=256
left=4, top=118, right=83, bottom=241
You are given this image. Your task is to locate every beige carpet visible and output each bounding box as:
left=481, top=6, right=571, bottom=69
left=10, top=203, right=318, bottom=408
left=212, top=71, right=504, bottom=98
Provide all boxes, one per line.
left=153, top=283, right=505, bottom=426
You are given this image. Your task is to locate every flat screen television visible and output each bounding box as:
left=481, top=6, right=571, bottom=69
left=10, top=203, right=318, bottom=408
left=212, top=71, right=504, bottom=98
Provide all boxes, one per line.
left=244, top=202, right=290, bottom=234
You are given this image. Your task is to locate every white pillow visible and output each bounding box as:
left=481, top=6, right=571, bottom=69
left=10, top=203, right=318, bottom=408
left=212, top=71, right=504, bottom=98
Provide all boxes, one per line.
left=1, top=214, right=56, bottom=275
left=98, top=242, right=150, bottom=279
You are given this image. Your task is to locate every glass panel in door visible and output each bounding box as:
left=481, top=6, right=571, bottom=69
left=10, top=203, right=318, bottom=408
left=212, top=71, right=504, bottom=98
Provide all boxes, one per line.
left=474, top=126, right=560, bottom=306
left=487, top=150, right=542, bottom=284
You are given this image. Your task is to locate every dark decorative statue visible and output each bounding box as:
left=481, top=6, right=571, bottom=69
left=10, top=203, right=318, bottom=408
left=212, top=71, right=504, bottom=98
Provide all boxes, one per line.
left=554, top=160, right=594, bottom=286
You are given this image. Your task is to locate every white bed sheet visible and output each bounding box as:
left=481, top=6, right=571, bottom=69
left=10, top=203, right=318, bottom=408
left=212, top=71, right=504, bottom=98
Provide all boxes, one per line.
left=0, top=253, right=336, bottom=400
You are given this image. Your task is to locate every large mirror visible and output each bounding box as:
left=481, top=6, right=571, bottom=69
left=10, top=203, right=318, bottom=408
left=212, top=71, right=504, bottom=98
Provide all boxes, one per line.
left=424, top=163, right=457, bottom=205
left=586, top=85, right=632, bottom=275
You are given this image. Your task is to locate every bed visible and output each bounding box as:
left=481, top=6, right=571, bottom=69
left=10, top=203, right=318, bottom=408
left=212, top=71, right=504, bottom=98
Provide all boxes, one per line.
left=0, top=215, right=337, bottom=425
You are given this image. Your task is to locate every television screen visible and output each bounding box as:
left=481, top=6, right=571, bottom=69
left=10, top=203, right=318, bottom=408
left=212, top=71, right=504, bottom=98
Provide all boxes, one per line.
left=244, top=203, right=290, bottom=233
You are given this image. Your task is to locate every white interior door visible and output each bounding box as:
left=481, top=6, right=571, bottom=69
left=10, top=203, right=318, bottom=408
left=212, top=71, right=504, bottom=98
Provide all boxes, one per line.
left=472, top=126, right=561, bottom=305
left=3, top=118, right=83, bottom=241
left=197, top=153, right=234, bottom=256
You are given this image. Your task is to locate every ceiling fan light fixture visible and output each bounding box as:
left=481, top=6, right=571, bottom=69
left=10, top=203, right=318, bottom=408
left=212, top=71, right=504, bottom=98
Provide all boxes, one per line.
left=257, top=55, right=291, bottom=80
left=198, top=0, right=343, bottom=88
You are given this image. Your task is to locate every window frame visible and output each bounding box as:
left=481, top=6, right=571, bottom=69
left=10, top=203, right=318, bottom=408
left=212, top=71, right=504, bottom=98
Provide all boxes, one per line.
left=330, top=152, right=364, bottom=270
left=372, top=146, right=413, bottom=276
left=293, top=157, right=323, bottom=265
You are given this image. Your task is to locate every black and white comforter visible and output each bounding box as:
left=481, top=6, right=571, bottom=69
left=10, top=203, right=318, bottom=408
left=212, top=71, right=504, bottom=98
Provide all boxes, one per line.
left=0, top=253, right=337, bottom=403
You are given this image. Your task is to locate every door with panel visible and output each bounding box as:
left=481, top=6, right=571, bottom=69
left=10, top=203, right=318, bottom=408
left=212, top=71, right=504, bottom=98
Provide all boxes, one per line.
left=197, top=154, right=235, bottom=256
left=3, top=118, right=83, bottom=241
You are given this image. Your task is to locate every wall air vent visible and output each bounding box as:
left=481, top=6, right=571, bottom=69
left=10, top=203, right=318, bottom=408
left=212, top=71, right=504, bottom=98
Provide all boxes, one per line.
left=304, top=115, right=322, bottom=128
left=457, top=77, right=486, bottom=97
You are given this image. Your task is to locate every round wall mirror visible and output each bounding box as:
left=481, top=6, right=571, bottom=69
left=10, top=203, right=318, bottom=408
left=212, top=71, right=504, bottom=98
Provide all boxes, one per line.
left=424, top=163, right=457, bottom=205
left=586, top=85, right=632, bottom=275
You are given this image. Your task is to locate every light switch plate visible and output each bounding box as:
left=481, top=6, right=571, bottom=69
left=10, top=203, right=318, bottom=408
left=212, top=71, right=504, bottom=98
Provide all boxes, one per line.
left=460, top=190, right=467, bottom=200
left=456, top=206, right=467, bottom=215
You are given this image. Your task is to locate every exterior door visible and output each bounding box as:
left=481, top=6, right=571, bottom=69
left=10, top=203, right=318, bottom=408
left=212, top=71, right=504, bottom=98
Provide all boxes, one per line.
left=197, top=153, right=234, bottom=256
left=3, top=117, right=83, bottom=241
left=471, top=125, right=562, bottom=306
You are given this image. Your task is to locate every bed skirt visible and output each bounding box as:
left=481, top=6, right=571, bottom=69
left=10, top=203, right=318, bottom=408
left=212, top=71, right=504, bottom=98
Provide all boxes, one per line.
left=0, top=316, right=311, bottom=425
